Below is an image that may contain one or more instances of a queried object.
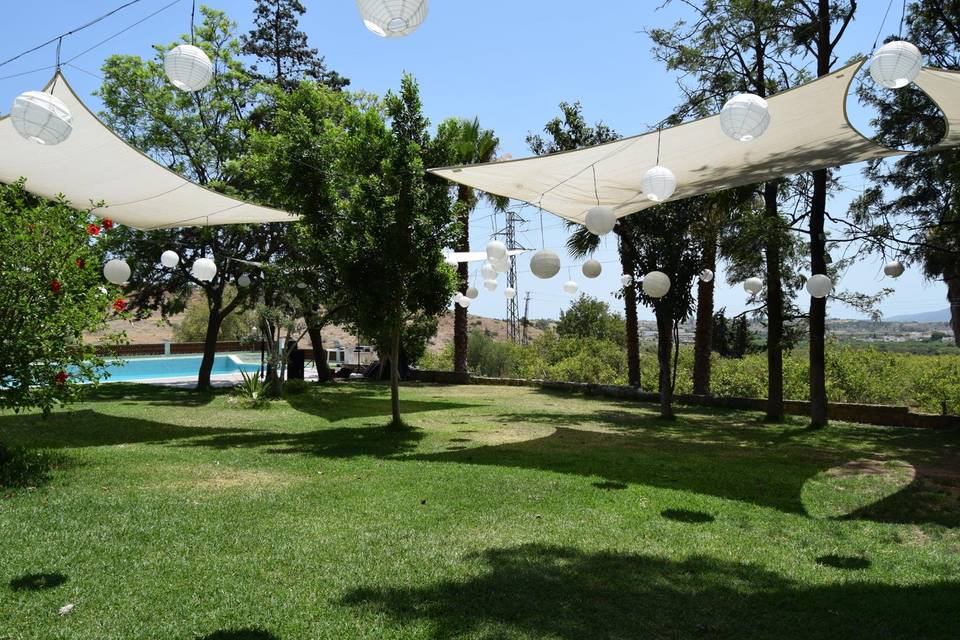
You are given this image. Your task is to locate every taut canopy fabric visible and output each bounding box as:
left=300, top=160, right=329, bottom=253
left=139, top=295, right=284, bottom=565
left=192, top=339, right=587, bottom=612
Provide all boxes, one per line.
left=430, top=61, right=960, bottom=225
left=0, top=72, right=297, bottom=229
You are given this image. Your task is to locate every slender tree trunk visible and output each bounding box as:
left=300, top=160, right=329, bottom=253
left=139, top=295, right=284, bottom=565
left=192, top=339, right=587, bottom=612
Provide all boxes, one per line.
left=809, top=167, right=829, bottom=428
left=947, top=274, right=960, bottom=347
left=692, top=236, right=717, bottom=395
left=656, top=309, right=675, bottom=419
left=197, top=305, right=224, bottom=392
left=306, top=318, right=331, bottom=382
left=619, top=230, right=641, bottom=387
left=388, top=319, right=402, bottom=429
left=454, top=186, right=471, bottom=374
left=764, top=183, right=785, bottom=421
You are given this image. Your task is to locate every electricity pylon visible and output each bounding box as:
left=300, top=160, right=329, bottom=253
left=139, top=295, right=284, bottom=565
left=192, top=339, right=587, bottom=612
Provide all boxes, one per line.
left=493, top=207, right=527, bottom=344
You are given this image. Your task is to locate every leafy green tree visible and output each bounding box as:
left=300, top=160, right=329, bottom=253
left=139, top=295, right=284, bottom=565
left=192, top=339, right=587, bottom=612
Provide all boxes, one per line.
left=556, top=294, right=626, bottom=347
left=435, top=118, right=507, bottom=374
left=97, top=7, right=284, bottom=391
left=172, top=287, right=258, bottom=343
left=242, top=0, right=349, bottom=91
left=712, top=309, right=731, bottom=358
left=731, top=316, right=751, bottom=359
left=853, top=0, right=960, bottom=347
left=0, top=181, right=119, bottom=417
left=332, top=75, right=456, bottom=427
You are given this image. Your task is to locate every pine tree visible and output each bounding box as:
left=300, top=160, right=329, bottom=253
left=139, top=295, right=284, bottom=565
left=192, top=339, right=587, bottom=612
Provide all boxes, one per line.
left=242, top=0, right=349, bottom=91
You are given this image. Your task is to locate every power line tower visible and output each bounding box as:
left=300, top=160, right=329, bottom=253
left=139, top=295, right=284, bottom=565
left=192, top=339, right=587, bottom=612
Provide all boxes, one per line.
left=493, top=207, right=527, bottom=344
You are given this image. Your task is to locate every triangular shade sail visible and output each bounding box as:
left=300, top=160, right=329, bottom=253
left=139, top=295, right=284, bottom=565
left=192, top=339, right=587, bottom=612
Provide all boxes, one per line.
left=430, top=61, right=960, bottom=225
left=0, top=72, right=297, bottom=229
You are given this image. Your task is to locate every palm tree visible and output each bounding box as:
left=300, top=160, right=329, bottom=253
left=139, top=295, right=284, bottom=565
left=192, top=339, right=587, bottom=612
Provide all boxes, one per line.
left=437, top=118, right=508, bottom=374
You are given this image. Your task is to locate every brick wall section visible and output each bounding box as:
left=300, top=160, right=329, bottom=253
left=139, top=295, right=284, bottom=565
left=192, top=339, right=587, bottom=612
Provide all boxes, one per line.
left=409, top=370, right=960, bottom=430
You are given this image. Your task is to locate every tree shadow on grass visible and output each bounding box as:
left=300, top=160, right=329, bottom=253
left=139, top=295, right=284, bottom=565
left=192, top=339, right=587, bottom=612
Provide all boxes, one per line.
left=197, top=630, right=278, bottom=640
left=342, top=544, right=960, bottom=639
left=85, top=383, right=218, bottom=407
left=285, top=385, right=476, bottom=423
left=9, top=572, right=67, bottom=591
left=661, top=509, right=715, bottom=523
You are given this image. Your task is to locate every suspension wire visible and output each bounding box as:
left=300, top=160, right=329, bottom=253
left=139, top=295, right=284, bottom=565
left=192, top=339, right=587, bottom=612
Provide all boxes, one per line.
left=872, top=0, right=896, bottom=50
left=656, top=127, right=662, bottom=165
left=592, top=165, right=600, bottom=206
left=190, top=0, right=197, bottom=44
left=899, top=0, right=907, bottom=37
left=0, top=0, right=148, bottom=70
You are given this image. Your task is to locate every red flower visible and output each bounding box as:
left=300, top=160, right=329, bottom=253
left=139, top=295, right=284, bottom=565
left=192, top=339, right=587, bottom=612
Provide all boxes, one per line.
left=50, top=279, right=62, bottom=294
left=87, top=223, right=101, bottom=236
left=54, top=371, right=68, bottom=385
left=75, top=258, right=86, bottom=269
left=102, top=218, right=114, bottom=231
left=112, top=298, right=127, bottom=312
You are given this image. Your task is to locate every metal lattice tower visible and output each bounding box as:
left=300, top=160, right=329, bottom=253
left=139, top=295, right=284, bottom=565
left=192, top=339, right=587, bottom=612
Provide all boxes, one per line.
left=494, top=208, right=527, bottom=344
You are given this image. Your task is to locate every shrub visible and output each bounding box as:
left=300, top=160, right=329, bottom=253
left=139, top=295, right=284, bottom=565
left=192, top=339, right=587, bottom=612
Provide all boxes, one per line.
left=231, top=371, right=271, bottom=409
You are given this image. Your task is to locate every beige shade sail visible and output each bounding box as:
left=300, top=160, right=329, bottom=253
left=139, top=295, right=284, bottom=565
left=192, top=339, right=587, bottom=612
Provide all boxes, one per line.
left=0, top=71, right=297, bottom=229
left=430, top=61, right=960, bottom=225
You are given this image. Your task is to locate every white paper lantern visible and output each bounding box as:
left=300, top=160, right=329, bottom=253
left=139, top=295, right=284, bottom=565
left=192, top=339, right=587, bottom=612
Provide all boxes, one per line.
left=806, top=274, right=833, bottom=298
left=237, top=273, right=251, bottom=288
left=700, top=268, right=714, bottom=283
left=356, top=0, right=429, bottom=37
left=164, top=44, right=213, bottom=92
left=642, top=166, right=677, bottom=203
left=585, top=206, right=616, bottom=236
left=103, top=259, right=131, bottom=285
left=480, top=262, right=497, bottom=280
left=582, top=259, right=602, bottom=279
left=744, top=277, right=763, bottom=294
left=621, top=274, right=633, bottom=287
left=492, top=257, right=510, bottom=273
left=465, top=286, right=479, bottom=300
left=483, top=278, right=498, bottom=292
left=486, top=240, right=508, bottom=261
left=457, top=295, right=471, bottom=308
left=642, top=271, right=671, bottom=298
left=11, top=91, right=73, bottom=146
left=530, top=250, right=561, bottom=279
left=563, top=280, right=579, bottom=295
left=720, top=93, right=770, bottom=142
left=504, top=287, right=517, bottom=300
left=191, top=257, right=217, bottom=282
left=870, top=41, right=923, bottom=89
left=160, top=250, right=180, bottom=269
left=883, top=260, right=905, bottom=278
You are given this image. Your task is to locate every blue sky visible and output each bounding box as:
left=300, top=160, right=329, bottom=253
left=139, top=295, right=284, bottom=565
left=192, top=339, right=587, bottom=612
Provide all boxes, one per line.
left=0, top=0, right=950, bottom=322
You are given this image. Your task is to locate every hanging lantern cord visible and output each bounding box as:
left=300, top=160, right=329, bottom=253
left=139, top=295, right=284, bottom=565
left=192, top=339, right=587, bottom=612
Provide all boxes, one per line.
left=190, top=0, right=197, bottom=45
left=50, top=37, right=63, bottom=92
left=538, top=199, right=545, bottom=249
left=899, top=0, right=906, bottom=37
left=656, top=127, right=662, bottom=166
left=872, top=0, right=896, bottom=50
left=592, top=165, right=600, bottom=206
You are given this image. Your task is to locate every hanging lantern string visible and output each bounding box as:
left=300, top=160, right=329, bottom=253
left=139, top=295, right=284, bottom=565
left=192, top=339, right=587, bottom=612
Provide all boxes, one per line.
left=872, top=0, right=897, bottom=50
left=190, top=0, right=197, bottom=45
left=899, top=0, right=907, bottom=37
left=656, top=127, right=662, bottom=165
left=592, top=165, right=600, bottom=206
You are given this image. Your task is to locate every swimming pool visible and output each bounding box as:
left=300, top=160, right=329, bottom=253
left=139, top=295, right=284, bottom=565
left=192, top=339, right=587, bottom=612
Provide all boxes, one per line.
left=103, top=355, right=260, bottom=382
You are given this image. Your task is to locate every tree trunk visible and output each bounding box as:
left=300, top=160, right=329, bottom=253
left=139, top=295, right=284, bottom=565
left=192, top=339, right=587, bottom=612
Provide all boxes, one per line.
left=306, top=315, right=332, bottom=382
left=454, top=185, right=471, bottom=374
left=764, top=182, right=785, bottom=421
left=809, top=168, right=829, bottom=428
left=947, top=274, right=960, bottom=347
left=656, top=309, right=675, bottom=420
left=388, top=319, right=402, bottom=429
left=197, top=304, right=224, bottom=392
left=619, top=231, right=641, bottom=387
left=692, top=236, right=717, bottom=395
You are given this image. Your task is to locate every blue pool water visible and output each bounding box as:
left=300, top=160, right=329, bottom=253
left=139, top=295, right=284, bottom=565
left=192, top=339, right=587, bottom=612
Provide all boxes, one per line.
left=103, top=355, right=260, bottom=382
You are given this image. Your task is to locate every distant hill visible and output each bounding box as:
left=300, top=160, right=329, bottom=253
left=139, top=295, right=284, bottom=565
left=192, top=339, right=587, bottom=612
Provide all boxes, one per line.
left=885, top=308, right=952, bottom=323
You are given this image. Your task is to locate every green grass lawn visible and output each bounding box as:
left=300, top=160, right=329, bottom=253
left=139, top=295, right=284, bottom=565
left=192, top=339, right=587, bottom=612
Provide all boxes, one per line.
left=1, top=382, right=959, bottom=639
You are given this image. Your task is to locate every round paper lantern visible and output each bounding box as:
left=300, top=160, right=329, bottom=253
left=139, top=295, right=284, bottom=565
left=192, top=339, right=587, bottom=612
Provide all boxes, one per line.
left=642, top=271, right=671, bottom=298
left=582, top=259, right=602, bottom=279
left=585, top=206, right=616, bottom=236
left=457, top=295, right=471, bottom=308
left=356, top=0, right=429, bottom=37
left=465, top=286, right=479, bottom=300
left=10, top=91, right=73, bottom=146
left=563, top=280, right=579, bottom=295
left=504, top=287, right=517, bottom=300
left=486, top=240, right=508, bottom=261
left=160, top=250, right=180, bottom=268
left=870, top=41, right=923, bottom=89
left=237, top=273, right=251, bottom=288
left=621, top=274, right=633, bottom=287
left=191, top=257, right=217, bottom=282
left=164, top=44, right=213, bottom=92
left=700, top=268, right=714, bottom=283
left=492, top=256, right=510, bottom=273
left=806, top=274, right=833, bottom=298
left=744, top=277, right=763, bottom=294
left=883, top=260, right=905, bottom=278
left=720, top=93, right=770, bottom=142
left=480, top=262, right=497, bottom=280
left=103, top=259, right=131, bottom=285
left=483, top=278, right=498, bottom=292
left=642, top=166, right=677, bottom=203
left=530, top=250, right=561, bottom=279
